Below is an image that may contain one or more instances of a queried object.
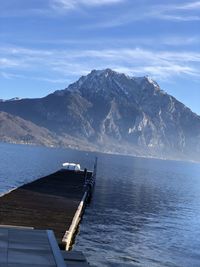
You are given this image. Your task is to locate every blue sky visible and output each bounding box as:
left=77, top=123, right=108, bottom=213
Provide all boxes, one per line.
left=1, top=0, right=200, bottom=114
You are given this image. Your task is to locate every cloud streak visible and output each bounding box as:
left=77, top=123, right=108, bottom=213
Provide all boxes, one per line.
left=149, top=1, right=200, bottom=22
left=0, top=0, right=124, bottom=18
left=15, top=35, right=200, bottom=47
left=171, top=1, right=200, bottom=10
left=1, top=0, right=200, bottom=24
left=51, top=0, right=124, bottom=10
left=85, top=1, right=200, bottom=28
left=1, top=45, right=200, bottom=83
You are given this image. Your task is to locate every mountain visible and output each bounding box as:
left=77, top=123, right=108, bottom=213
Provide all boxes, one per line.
left=0, top=111, right=58, bottom=146
left=0, top=111, right=98, bottom=151
left=0, top=68, right=200, bottom=161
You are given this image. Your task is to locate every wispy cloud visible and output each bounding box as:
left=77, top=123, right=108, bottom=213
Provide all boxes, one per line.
left=15, top=35, right=200, bottom=47
left=0, top=71, right=25, bottom=80
left=1, top=45, right=200, bottom=83
left=157, top=14, right=200, bottom=21
left=155, top=36, right=200, bottom=46
left=171, top=1, right=200, bottom=10
left=151, top=1, right=200, bottom=22
left=51, top=0, right=124, bottom=11
left=85, top=1, right=200, bottom=28
left=0, top=58, right=21, bottom=68
left=0, top=71, right=68, bottom=84
left=0, top=0, right=124, bottom=18
left=1, top=0, right=200, bottom=24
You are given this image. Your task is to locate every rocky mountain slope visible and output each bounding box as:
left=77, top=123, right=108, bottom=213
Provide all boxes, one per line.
left=0, top=111, right=58, bottom=146
left=0, top=69, right=200, bottom=161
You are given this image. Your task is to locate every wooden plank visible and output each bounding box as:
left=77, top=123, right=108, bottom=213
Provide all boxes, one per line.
left=0, top=170, right=92, bottom=244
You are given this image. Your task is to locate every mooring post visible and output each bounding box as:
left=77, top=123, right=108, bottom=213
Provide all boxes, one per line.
left=93, top=156, right=98, bottom=181
left=84, top=168, right=87, bottom=186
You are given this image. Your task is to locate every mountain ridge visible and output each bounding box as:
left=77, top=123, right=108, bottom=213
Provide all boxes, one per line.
left=0, top=69, right=200, bottom=161
left=0, top=111, right=58, bottom=146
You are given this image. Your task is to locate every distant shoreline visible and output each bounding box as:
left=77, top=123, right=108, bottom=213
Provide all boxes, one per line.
left=1, top=140, right=199, bottom=165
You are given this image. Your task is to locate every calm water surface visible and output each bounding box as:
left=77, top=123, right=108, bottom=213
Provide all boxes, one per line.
left=1, top=143, right=200, bottom=267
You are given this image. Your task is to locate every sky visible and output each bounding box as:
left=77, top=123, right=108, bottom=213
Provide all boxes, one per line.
left=0, top=0, right=200, bottom=114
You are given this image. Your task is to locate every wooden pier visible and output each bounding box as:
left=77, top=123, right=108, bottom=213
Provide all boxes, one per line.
left=0, top=158, right=97, bottom=254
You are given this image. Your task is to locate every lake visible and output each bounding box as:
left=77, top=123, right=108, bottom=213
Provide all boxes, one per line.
left=0, top=142, right=200, bottom=267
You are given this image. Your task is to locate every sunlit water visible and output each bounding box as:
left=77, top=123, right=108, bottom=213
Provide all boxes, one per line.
left=1, top=143, right=200, bottom=267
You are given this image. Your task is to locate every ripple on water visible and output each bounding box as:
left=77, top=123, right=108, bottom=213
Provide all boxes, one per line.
left=1, top=144, right=200, bottom=267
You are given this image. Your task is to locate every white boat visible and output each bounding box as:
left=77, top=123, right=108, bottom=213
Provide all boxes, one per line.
left=62, top=162, right=81, bottom=171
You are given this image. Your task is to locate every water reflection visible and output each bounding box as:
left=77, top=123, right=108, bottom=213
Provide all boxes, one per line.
left=75, top=154, right=200, bottom=267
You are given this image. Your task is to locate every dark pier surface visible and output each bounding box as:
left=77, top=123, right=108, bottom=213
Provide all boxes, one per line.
left=0, top=169, right=92, bottom=245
